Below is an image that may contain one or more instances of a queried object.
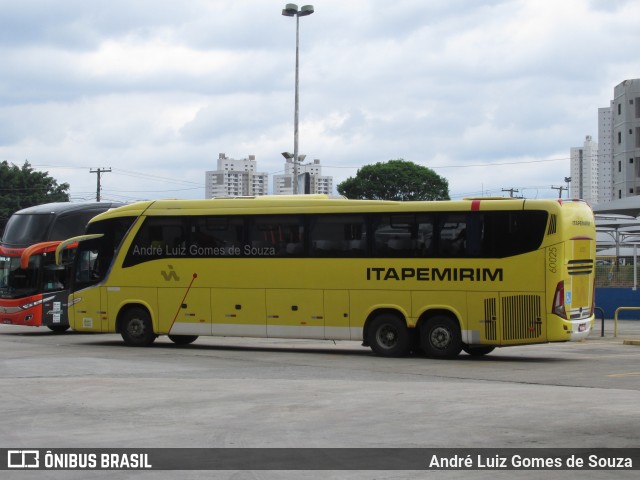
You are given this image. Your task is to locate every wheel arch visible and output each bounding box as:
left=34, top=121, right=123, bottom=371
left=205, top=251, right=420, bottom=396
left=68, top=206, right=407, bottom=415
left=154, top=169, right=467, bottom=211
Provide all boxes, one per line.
left=115, top=302, right=155, bottom=334
left=362, top=307, right=408, bottom=346
left=415, top=308, right=462, bottom=333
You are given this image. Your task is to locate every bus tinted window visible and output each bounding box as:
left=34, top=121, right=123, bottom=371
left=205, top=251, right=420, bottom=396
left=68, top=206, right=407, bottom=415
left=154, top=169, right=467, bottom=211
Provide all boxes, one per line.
left=438, top=214, right=471, bottom=257
left=373, top=214, right=434, bottom=257
left=437, top=211, right=548, bottom=258
left=248, top=216, right=303, bottom=257
left=123, top=217, right=186, bottom=267
left=2, top=214, right=54, bottom=246
left=119, top=210, right=548, bottom=265
left=482, top=211, right=548, bottom=258
left=49, top=211, right=100, bottom=239
left=0, top=255, right=40, bottom=297
left=309, top=215, right=367, bottom=257
left=191, top=216, right=245, bottom=256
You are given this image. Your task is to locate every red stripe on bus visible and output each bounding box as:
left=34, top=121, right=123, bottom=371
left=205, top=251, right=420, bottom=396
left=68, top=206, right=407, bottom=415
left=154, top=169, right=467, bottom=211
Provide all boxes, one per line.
left=471, top=200, right=481, bottom=211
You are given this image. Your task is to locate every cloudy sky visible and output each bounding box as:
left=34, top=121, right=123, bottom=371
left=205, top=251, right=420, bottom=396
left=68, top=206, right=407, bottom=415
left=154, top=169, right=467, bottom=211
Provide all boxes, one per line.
left=0, top=0, right=638, bottom=202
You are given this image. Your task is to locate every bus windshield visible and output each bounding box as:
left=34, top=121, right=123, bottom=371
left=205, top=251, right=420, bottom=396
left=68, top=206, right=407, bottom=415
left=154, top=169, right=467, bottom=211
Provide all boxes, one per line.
left=2, top=214, right=55, bottom=246
left=0, top=254, right=40, bottom=299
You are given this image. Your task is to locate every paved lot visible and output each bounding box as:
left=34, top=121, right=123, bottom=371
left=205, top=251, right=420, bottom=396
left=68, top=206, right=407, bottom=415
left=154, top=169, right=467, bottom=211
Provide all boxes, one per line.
left=1, top=321, right=639, bottom=479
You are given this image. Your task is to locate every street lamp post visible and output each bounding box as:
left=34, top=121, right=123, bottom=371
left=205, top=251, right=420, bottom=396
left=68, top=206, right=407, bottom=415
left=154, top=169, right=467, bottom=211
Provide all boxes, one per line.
left=282, top=3, right=314, bottom=194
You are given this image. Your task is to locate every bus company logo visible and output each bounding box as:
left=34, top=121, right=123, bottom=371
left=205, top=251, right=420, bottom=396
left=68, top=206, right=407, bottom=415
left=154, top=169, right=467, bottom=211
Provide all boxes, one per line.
left=160, top=265, right=180, bottom=282
left=8, top=450, right=40, bottom=468
left=572, top=219, right=592, bottom=226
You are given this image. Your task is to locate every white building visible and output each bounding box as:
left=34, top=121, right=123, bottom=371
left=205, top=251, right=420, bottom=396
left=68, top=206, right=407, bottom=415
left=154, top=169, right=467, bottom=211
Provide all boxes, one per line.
left=273, top=159, right=333, bottom=195
left=597, top=105, right=613, bottom=203
left=205, top=153, right=268, bottom=198
left=570, top=135, right=599, bottom=204
left=610, top=79, right=640, bottom=200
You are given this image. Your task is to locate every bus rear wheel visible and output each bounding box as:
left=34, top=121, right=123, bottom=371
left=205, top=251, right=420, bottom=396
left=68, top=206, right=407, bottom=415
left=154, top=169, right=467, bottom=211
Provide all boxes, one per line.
left=120, top=307, right=156, bottom=347
left=47, top=325, right=70, bottom=333
left=462, top=345, right=495, bottom=356
left=367, top=313, right=410, bottom=357
left=168, top=335, right=198, bottom=345
left=421, top=315, right=462, bottom=359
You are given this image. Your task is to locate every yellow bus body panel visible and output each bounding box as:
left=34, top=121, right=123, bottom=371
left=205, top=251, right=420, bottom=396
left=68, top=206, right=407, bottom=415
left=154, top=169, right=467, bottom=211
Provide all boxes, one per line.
left=67, top=196, right=596, bottom=349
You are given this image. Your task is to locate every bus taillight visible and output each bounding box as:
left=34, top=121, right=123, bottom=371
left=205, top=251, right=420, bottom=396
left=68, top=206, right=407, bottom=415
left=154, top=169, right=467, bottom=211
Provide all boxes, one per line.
left=553, top=281, right=567, bottom=319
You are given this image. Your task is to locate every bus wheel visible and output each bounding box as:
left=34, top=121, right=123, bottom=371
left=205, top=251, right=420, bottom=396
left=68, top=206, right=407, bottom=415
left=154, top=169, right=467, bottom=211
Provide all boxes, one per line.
left=168, top=335, right=198, bottom=345
left=47, top=325, right=70, bottom=333
left=421, top=316, right=462, bottom=359
left=120, top=308, right=156, bottom=347
left=367, top=313, right=410, bottom=357
left=462, top=345, right=495, bottom=356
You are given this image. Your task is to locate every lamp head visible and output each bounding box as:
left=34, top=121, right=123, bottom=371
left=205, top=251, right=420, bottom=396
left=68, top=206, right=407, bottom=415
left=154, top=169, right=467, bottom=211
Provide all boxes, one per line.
left=282, top=3, right=298, bottom=16
left=299, top=5, right=314, bottom=16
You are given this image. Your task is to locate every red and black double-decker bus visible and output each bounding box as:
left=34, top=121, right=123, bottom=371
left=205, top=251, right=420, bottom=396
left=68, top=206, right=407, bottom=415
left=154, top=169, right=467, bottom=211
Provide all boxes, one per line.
left=0, top=202, right=121, bottom=331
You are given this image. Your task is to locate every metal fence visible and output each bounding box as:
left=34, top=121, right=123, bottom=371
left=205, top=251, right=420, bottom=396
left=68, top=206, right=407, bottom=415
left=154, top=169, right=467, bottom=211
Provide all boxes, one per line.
left=595, top=256, right=639, bottom=288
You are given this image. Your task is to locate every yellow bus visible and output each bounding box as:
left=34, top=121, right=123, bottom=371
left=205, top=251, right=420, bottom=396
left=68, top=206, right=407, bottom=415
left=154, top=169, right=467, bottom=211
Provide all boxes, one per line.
left=56, top=195, right=596, bottom=358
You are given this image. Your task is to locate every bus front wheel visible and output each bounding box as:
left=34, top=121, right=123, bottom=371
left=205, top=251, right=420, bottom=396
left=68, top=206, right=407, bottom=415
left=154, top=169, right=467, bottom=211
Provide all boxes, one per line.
left=168, top=335, right=198, bottom=345
left=47, top=324, right=70, bottom=333
left=421, top=316, right=462, bottom=359
left=120, top=307, right=156, bottom=347
left=367, top=313, right=410, bottom=357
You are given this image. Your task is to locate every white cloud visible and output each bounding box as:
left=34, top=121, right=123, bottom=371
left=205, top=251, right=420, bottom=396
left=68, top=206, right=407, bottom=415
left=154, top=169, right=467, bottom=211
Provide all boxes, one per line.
left=0, top=0, right=637, bottom=202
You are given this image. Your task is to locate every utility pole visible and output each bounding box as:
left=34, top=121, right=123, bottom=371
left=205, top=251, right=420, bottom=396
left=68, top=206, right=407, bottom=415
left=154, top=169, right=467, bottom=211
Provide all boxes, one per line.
left=502, top=188, right=519, bottom=198
left=90, top=168, right=111, bottom=202
left=551, top=185, right=567, bottom=199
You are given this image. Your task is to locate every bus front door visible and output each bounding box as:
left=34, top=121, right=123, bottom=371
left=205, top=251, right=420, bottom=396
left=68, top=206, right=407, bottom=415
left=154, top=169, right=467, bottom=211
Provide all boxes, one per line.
left=68, top=287, right=105, bottom=332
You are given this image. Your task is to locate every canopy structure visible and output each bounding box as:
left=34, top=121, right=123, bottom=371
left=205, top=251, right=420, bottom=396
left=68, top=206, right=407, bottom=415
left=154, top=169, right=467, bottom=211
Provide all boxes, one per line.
left=593, top=197, right=640, bottom=217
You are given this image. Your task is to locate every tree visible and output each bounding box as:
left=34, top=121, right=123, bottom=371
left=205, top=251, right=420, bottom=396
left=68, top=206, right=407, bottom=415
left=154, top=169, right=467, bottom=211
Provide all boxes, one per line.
left=337, top=159, right=450, bottom=201
left=0, top=160, right=70, bottom=236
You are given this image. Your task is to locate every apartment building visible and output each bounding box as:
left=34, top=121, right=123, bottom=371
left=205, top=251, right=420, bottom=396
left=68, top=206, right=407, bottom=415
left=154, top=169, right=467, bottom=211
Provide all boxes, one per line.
left=570, top=135, right=599, bottom=204
left=608, top=79, right=640, bottom=200
left=205, top=153, right=268, bottom=198
left=273, top=158, right=333, bottom=195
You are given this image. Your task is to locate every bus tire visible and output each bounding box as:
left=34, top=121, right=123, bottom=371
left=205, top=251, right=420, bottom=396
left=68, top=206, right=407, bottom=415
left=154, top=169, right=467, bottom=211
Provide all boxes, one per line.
left=120, top=307, right=156, bottom=347
left=168, top=335, right=198, bottom=345
left=421, top=315, right=462, bottom=359
left=47, top=324, right=70, bottom=333
left=462, top=345, right=495, bottom=356
left=367, top=313, right=410, bottom=357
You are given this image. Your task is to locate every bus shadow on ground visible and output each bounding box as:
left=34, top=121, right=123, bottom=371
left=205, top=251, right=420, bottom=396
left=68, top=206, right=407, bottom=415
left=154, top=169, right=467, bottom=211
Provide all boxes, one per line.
left=79, top=337, right=566, bottom=363
left=0, top=329, right=571, bottom=362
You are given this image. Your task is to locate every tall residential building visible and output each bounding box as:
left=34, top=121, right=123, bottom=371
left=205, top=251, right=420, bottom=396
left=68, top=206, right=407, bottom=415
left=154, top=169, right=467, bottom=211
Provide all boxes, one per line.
left=205, top=153, right=268, bottom=198
left=597, top=105, right=613, bottom=203
left=610, top=79, right=640, bottom=199
left=570, top=135, right=598, bottom=204
left=273, top=159, right=333, bottom=195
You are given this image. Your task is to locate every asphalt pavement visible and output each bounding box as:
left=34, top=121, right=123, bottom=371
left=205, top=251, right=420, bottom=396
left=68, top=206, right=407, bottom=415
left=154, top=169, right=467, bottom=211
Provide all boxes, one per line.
left=0, top=320, right=639, bottom=480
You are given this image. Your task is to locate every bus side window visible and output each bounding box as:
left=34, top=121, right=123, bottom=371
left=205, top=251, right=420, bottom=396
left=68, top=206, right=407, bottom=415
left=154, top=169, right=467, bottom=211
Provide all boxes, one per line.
left=309, top=215, right=366, bottom=257
left=249, top=216, right=304, bottom=257
left=372, top=214, right=414, bottom=257
left=192, top=216, right=245, bottom=255
left=122, top=217, right=186, bottom=266
left=438, top=215, right=467, bottom=257
left=75, top=249, right=98, bottom=283
left=416, top=215, right=434, bottom=257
